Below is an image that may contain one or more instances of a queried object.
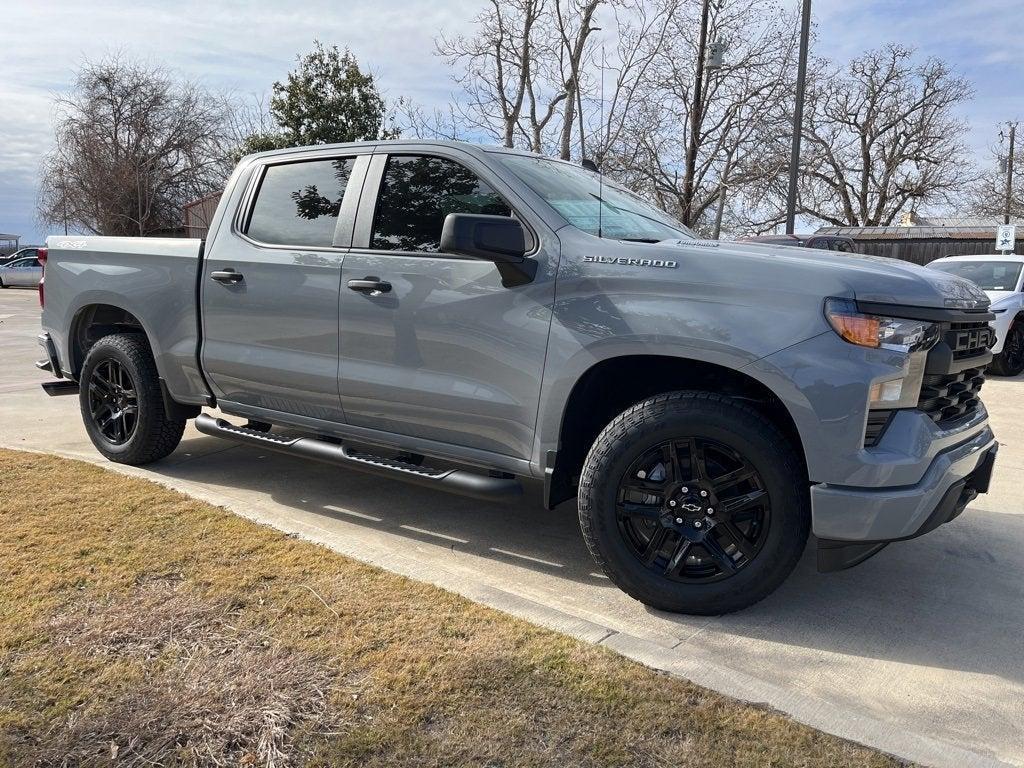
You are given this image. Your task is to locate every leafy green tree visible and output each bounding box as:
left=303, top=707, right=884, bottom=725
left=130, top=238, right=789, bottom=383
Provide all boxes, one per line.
left=255, top=41, right=396, bottom=150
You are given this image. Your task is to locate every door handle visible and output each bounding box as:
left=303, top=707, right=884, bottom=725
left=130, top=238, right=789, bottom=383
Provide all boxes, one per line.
left=210, top=269, right=244, bottom=284
left=347, top=278, right=391, bottom=296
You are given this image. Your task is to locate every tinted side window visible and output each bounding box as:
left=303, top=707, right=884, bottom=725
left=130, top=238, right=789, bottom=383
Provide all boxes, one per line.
left=371, top=155, right=511, bottom=252
left=246, top=158, right=354, bottom=247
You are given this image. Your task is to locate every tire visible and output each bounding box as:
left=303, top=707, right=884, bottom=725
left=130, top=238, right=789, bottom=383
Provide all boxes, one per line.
left=578, top=391, right=809, bottom=615
left=79, top=334, right=186, bottom=465
left=988, top=321, right=1024, bottom=377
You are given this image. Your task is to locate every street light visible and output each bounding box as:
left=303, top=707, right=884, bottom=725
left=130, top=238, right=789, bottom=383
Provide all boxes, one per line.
left=785, top=0, right=812, bottom=235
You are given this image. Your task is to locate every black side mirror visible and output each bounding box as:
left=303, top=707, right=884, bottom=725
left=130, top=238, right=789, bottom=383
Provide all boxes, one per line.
left=440, top=213, right=537, bottom=287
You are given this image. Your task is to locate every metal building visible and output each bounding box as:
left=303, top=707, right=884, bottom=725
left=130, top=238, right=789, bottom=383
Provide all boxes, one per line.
left=816, top=217, right=1023, bottom=266
left=183, top=192, right=223, bottom=239
left=0, top=233, right=21, bottom=257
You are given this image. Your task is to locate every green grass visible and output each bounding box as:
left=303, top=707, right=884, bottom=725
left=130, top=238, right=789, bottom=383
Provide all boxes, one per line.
left=0, top=449, right=907, bottom=767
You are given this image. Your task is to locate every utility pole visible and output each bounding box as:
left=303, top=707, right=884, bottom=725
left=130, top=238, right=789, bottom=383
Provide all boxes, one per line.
left=682, top=0, right=712, bottom=227
left=1004, top=122, right=1016, bottom=226
left=785, top=0, right=812, bottom=234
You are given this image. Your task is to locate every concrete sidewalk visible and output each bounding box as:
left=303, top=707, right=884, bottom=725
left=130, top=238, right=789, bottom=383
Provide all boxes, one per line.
left=2, top=288, right=1021, bottom=767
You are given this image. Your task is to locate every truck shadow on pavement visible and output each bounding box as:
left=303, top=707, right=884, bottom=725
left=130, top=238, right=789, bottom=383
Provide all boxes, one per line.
left=156, top=432, right=1024, bottom=685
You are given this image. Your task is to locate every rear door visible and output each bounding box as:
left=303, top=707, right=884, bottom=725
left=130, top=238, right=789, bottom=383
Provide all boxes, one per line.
left=201, top=151, right=370, bottom=422
left=337, top=148, right=557, bottom=460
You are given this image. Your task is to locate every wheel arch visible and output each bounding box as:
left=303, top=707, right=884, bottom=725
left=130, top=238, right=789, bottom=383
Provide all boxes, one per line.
left=69, top=303, right=152, bottom=377
left=543, top=354, right=806, bottom=509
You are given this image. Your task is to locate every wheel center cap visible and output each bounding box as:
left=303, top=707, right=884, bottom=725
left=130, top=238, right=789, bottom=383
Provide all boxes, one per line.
left=665, top=486, right=716, bottom=536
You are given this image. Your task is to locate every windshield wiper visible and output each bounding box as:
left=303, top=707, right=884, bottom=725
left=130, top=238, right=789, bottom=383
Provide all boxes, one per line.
left=617, top=237, right=662, bottom=243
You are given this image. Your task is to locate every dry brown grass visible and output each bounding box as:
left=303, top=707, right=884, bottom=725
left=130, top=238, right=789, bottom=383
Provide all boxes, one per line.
left=0, top=449, right=908, bottom=767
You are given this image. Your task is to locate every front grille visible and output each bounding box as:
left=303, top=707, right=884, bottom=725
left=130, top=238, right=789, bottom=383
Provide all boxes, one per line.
left=946, top=321, right=995, bottom=361
left=918, top=366, right=986, bottom=425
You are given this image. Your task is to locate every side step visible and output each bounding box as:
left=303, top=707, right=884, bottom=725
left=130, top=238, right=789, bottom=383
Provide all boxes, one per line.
left=194, top=414, right=522, bottom=501
left=40, top=380, right=80, bottom=396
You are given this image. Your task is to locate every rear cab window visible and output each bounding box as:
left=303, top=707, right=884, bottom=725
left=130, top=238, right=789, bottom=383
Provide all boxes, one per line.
left=245, top=157, right=355, bottom=247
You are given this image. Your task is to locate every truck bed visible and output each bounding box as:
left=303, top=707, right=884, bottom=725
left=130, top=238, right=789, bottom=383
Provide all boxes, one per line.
left=41, top=236, right=210, bottom=405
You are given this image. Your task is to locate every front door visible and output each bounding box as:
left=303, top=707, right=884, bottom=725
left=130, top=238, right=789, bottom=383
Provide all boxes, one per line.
left=6, top=257, right=42, bottom=286
left=201, top=153, right=367, bottom=423
left=338, top=149, right=557, bottom=460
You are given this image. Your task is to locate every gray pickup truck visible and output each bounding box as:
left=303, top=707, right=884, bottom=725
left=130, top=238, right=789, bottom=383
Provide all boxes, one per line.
left=37, top=140, right=998, bottom=614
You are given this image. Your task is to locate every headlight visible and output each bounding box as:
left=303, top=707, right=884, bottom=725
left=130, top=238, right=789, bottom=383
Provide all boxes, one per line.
left=824, top=298, right=939, bottom=353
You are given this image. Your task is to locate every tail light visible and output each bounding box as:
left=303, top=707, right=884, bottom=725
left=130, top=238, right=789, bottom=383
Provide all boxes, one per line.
left=37, top=247, right=47, bottom=308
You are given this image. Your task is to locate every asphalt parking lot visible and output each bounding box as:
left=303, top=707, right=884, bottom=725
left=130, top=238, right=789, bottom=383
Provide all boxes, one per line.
left=1, top=286, right=1021, bottom=767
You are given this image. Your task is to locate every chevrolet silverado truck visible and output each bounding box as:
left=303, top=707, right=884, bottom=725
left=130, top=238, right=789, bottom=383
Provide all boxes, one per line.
left=36, top=140, right=998, bottom=614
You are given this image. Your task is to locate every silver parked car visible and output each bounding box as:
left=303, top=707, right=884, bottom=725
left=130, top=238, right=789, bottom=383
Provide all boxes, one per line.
left=0, top=254, right=43, bottom=287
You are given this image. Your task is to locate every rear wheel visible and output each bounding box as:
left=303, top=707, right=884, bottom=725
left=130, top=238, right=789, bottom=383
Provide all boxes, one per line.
left=578, top=391, right=809, bottom=615
left=989, top=321, right=1024, bottom=377
left=79, top=334, right=186, bottom=465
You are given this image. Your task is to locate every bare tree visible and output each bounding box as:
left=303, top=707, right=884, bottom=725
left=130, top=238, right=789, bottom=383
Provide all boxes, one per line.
left=598, top=0, right=800, bottom=233
left=437, top=0, right=607, bottom=156
left=968, top=126, right=1023, bottom=221
left=38, top=55, right=233, bottom=237
left=793, top=45, right=974, bottom=227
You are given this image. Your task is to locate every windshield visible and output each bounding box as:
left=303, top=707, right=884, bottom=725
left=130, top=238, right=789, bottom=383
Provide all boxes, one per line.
left=929, top=260, right=1023, bottom=291
left=494, top=153, right=696, bottom=242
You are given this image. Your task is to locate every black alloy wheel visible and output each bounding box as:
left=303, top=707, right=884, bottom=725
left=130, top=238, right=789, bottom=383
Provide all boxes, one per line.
left=617, top=437, right=770, bottom=582
left=577, top=391, right=809, bottom=615
left=87, top=358, right=139, bottom=445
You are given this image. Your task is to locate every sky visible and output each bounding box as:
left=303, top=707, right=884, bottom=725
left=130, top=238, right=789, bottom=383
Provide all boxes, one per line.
left=1, top=0, right=1023, bottom=245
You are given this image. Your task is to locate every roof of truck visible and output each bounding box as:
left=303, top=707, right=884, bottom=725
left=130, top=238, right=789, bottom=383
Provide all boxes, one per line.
left=245, top=139, right=547, bottom=163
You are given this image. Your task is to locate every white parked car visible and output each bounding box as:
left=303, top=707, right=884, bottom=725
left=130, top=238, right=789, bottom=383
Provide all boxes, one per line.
left=928, top=254, right=1024, bottom=376
left=0, top=253, right=43, bottom=289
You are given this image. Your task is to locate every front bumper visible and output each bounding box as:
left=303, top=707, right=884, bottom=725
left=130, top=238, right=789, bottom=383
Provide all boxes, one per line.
left=814, top=434, right=997, bottom=571
left=989, top=310, right=1013, bottom=354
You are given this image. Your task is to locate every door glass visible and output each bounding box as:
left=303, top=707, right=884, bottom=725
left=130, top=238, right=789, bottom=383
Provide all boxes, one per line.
left=371, top=155, right=511, bottom=252
left=246, top=158, right=354, bottom=247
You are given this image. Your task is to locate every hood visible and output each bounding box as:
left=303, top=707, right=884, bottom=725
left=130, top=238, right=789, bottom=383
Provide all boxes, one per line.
left=651, top=239, right=991, bottom=311
left=985, top=290, right=1015, bottom=306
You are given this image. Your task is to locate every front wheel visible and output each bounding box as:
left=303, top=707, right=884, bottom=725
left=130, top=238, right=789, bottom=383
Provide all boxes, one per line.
left=578, top=391, right=809, bottom=615
left=989, top=321, right=1024, bottom=377
left=79, top=334, right=186, bottom=465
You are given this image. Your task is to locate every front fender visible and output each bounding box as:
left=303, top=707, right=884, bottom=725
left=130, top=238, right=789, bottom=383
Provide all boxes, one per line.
left=533, top=276, right=828, bottom=473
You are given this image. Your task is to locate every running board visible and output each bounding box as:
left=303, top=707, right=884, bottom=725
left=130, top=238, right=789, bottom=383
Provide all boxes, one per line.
left=194, top=414, right=522, bottom=501
left=40, top=380, right=80, bottom=396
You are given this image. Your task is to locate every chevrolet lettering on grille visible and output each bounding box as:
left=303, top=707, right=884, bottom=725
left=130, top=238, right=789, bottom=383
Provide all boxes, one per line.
left=949, top=326, right=994, bottom=354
